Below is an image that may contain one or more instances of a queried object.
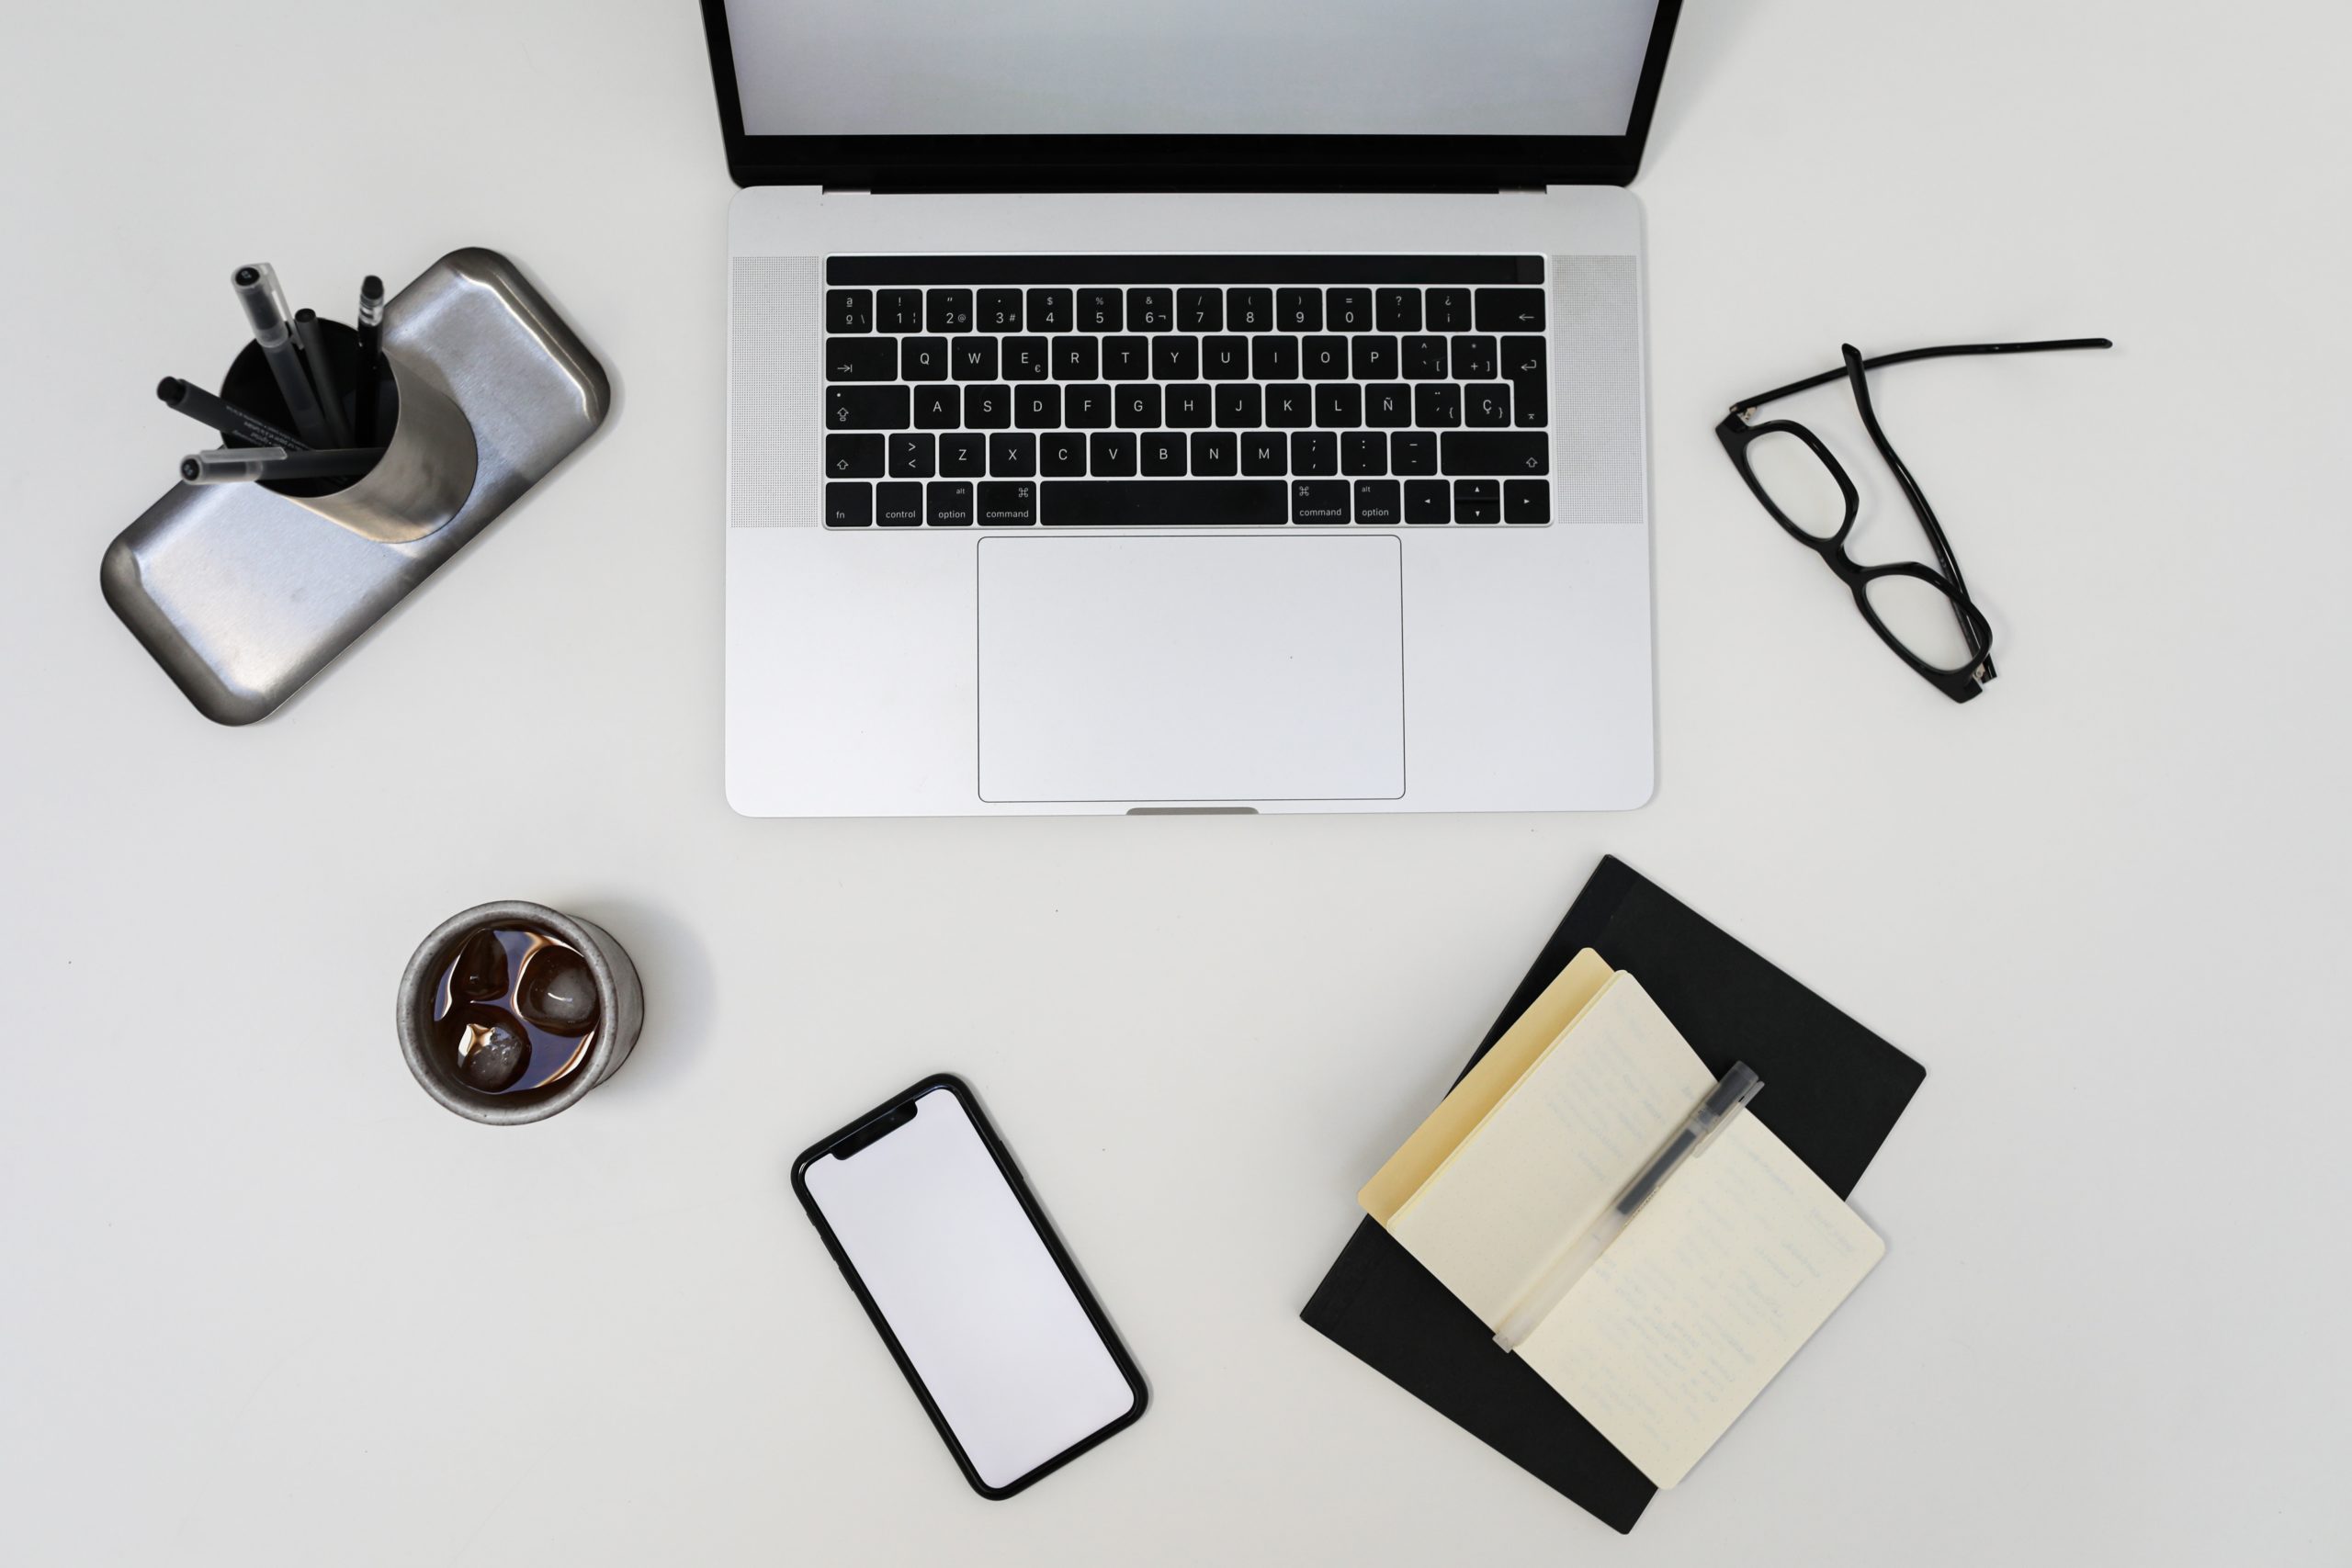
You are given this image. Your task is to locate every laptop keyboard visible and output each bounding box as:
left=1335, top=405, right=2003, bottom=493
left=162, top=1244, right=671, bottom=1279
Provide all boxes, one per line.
left=819, top=255, right=1553, bottom=528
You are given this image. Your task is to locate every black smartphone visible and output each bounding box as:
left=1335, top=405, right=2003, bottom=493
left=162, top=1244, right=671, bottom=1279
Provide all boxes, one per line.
left=791, top=1075, right=1148, bottom=1499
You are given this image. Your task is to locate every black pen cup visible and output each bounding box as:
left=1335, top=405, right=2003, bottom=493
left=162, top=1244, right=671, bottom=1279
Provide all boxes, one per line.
left=220, top=320, right=399, bottom=498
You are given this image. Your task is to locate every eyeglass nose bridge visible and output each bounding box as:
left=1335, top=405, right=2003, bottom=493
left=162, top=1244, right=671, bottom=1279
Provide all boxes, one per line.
left=1715, top=414, right=1861, bottom=551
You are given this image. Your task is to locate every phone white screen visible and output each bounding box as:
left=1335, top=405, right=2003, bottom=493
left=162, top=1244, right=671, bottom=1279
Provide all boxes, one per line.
left=803, top=1086, right=1136, bottom=1490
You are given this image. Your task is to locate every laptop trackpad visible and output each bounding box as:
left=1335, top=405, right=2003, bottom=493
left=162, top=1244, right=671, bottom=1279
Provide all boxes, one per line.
left=978, top=535, right=1405, bottom=804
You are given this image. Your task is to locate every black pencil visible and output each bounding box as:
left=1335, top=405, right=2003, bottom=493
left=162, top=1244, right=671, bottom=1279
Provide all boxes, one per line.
left=292, top=308, right=355, bottom=447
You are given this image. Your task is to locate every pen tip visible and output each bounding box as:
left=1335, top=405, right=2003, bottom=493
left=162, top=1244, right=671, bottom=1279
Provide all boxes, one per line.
left=179, top=457, right=200, bottom=481
left=295, top=307, right=315, bottom=322
left=233, top=265, right=260, bottom=288
left=156, top=377, right=182, bottom=402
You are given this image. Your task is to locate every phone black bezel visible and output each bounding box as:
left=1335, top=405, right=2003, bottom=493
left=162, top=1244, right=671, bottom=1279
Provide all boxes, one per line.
left=790, top=1073, right=1149, bottom=1500
left=695, top=0, right=1687, bottom=192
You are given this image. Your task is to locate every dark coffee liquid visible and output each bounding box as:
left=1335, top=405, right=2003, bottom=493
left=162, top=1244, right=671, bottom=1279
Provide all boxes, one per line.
left=430, top=925, right=600, bottom=1095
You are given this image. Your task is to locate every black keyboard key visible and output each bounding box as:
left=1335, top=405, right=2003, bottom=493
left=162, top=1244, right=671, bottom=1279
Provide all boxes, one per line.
left=1441, top=431, right=1549, bottom=476
left=1503, top=336, right=1548, bottom=426
left=1292, top=479, right=1350, bottom=525
left=1364, top=383, right=1411, bottom=428
left=939, top=432, right=987, bottom=477
left=1302, top=335, right=1349, bottom=380
left=876, top=288, right=924, bottom=333
left=876, top=480, right=923, bottom=526
left=1102, top=335, right=1150, bottom=381
left=824, top=479, right=872, bottom=526
left=1128, top=288, right=1173, bottom=332
left=1475, top=287, right=1545, bottom=333
left=951, top=336, right=999, bottom=380
left=1276, top=288, right=1323, bottom=332
left=1454, top=478, right=1501, bottom=524
left=1291, top=431, right=1338, bottom=476
left=1178, top=288, right=1223, bottom=332
left=1317, top=384, right=1363, bottom=428
left=1140, top=434, right=1187, bottom=477
left=1405, top=479, right=1450, bottom=524
left=1202, top=335, right=1250, bottom=380
left=1465, top=383, right=1511, bottom=427
left=1327, top=288, right=1374, bottom=332
left=928, top=479, right=975, bottom=526
left=1165, top=384, right=1213, bottom=428
left=1065, top=384, right=1113, bottom=428
left=912, top=385, right=960, bottom=430
left=827, top=435, right=882, bottom=479
left=1427, top=288, right=1472, bottom=331
left=1228, top=288, right=1274, bottom=332
left=926, top=288, right=974, bottom=333
left=1252, top=335, right=1300, bottom=380
left=1375, top=288, right=1423, bottom=333
left=1052, top=335, right=1100, bottom=380
left=1351, top=335, right=1398, bottom=380
left=1216, top=384, right=1262, bottom=428
left=1414, top=384, right=1462, bottom=428
left=1265, top=384, right=1313, bottom=428
left=1239, top=434, right=1286, bottom=475
left=826, top=288, right=873, bottom=333
left=1403, top=335, right=1449, bottom=379
left=978, top=288, right=1023, bottom=332
left=964, top=385, right=1012, bottom=430
left=1341, top=432, right=1386, bottom=476
left=1004, top=336, right=1051, bottom=381
left=1045, top=479, right=1287, bottom=526
left=1078, top=288, right=1123, bottom=332
left=902, top=337, right=949, bottom=381
left=1015, top=384, right=1060, bottom=429
left=888, top=432, right=935, bottom=479
left=1114, top=384, right=1161, bottom=429
left=1390, top=430, right=1438, bottom=475
left=1353, top=479, right=1402, bottom=525
left=1452, top=335, right=1498, bottom=380
left=1505, top=479, right=1551, bottom=525
left=829, top=386, right=910, bottom=430
left=979, top=479, right=1038, bottom=525
left=1040, top=433, right=1088, bottom=477
left=1152, top=335, right=1201, bottom=380
left=989, top=433, right=1037, bottom=477
left=1090, top=433, right=1137, bottom=476
left=827, top=338, right=896, bottom=382
left=1026, top=288, right=1072, bottom=333
left=1190, top=431, right=1237, bottom=475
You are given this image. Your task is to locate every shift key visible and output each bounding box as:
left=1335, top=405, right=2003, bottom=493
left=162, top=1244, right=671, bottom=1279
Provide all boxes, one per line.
left=1440, top=431, right=1549, bottom=476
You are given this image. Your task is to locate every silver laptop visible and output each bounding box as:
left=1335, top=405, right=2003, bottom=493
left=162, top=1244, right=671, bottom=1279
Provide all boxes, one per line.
left=703, top=1, right=1678, bottom=817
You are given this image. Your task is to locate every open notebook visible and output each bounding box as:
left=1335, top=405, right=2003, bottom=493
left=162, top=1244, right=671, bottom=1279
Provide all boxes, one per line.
left=1360, top=950, right=1886, bottom=1489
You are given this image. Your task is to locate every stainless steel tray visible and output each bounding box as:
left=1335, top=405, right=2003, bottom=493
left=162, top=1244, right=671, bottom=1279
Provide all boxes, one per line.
left=101, top=248, right=610, bottom=724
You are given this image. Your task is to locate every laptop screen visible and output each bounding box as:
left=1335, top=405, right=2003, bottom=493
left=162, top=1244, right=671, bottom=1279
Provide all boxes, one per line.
left=720, top=0, right=1664, bottom=140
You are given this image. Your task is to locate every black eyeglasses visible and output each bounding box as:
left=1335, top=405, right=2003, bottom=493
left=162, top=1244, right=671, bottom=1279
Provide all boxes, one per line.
left=1716, top=337, right=2112, bottom=703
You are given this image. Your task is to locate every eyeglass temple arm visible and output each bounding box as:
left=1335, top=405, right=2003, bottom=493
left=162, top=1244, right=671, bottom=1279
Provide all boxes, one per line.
left=1729, top=337, right=2113, bottom=414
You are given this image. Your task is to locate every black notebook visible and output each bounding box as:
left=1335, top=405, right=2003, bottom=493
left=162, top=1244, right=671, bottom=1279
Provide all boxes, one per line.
left=1301, top=856, right=1927, bottom=1533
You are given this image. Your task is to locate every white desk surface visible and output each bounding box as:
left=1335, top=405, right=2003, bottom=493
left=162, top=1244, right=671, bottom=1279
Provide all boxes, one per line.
left=4, top=2, right=2347, bottom=1562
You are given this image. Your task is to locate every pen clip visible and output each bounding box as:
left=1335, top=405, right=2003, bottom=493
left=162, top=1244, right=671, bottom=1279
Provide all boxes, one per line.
left=1689, top=1061, right=1762, bottom=1156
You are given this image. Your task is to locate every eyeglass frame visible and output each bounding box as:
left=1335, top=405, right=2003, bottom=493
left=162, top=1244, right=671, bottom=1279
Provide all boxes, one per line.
left=1714, top=337, right=2111, bottom=704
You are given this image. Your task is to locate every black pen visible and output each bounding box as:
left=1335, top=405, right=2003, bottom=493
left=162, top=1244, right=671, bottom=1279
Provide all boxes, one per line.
left=156, top=377, right=311, bottom=451
left=352, top=276, right=385, bottom=445
left=181, top=445, right=385, bottom=484
left=232, top=265, right=333, bottom=446
left=293, top=308, right=356, bottom=446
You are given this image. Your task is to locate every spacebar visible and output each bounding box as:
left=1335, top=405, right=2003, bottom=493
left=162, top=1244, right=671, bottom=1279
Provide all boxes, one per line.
left=1043, top=479, right=1289, bottom=527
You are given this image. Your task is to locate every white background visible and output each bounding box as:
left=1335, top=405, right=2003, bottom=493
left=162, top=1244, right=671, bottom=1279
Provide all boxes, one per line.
left=3, top=1, right=2347, bottom=1563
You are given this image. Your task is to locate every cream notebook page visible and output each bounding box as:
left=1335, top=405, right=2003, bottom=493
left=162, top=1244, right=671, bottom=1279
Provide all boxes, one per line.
left=1371, top=965, right=1885, bottom=1489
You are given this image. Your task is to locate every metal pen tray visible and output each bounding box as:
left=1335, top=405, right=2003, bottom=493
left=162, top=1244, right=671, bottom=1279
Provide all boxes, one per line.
left=101, top=248, right=610, bottom=724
